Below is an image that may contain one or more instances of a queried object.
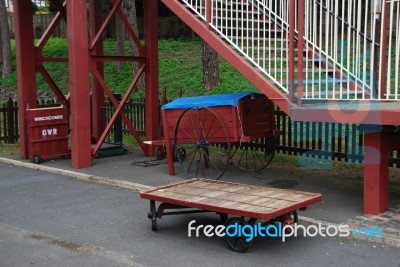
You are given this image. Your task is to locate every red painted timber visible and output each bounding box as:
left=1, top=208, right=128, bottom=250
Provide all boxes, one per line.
left=67, top=0, right=92, bottom=168
left=291, top=103, right=400, bottom=125
left=90, top=0, right=105, bottom=142
left=14, top=0, right=37, bottom=159
left=144, top=0, right=160, bottom=156
left=363, top=132, right=389, bottom=215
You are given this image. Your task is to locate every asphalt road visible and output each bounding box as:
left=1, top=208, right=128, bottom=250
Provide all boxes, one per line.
left=0, top=162, right=399, bottom=267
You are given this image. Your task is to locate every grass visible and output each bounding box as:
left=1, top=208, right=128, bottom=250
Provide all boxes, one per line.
left=1, top=38, right=400, bottom=181
left=0, top=143, right=19, bottom=155
left=0, top=38, right=257, bottom=102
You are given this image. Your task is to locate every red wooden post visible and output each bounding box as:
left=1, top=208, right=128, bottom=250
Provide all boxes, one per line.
left=378, top=0, right=389, bottom=99
left=90, top=0, right=105, bottom=142
left=206, top=0, right=211, bottom=29
left=13, top=0, right=37, bottom=158
left=297, top=0, right=305, bottom=106
left=288, top=0, right=296, bottom=103
left=363, top=131, right=389, bottom=214
left=144, top=0, right=160, bottom=156
left=162, top=109, right=175, bottom=176
left=67, top=0, right=92, bottom=168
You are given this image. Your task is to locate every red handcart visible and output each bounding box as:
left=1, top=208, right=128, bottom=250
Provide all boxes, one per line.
left=152, top=92, right=279, bottom=179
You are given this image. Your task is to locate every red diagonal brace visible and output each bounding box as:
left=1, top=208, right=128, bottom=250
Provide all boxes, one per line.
left=90, top=0, right=122, bottom=50
left=37, top=64, right=69, bottom=108
left=37, top=1, right=66, bottom=50
left=115, top=8, right=142, bottom=49
left=92, top=68, right=146, bottom=156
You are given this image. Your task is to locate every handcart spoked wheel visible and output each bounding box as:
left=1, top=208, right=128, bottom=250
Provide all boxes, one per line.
left=174, top=107, right=231, bottom=180
left=160, top=92, right=278, bottom=180
left=230, top=135, right=277, bottom=172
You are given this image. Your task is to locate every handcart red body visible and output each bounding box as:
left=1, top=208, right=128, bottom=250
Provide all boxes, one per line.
left=157, top=92, right=278, bottom=179
left=140, top=178, right=322, bottom=252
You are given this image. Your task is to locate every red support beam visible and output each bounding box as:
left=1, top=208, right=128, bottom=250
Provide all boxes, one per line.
left=36, top=1, right=66, bottom=50
left=379, top=0, right=389, bottom=99
left=67, top=0, right=92, bottom=168
left=144, top=0, right=160, bottom=156
left=37, top=65, right=69, bottom=107
left=297, top=0, right=305, bottom=106
left=363, top=131, right=389, bottom=215
left=13, top=0, right=37, bottom=159
left=89, top=0, right=105, bottom=142
left=288, top=0, right=296, bottom=103
left=115, top=8, right=143, bottom=50
left=89, top=0, right=127, bottom=50
left=91, top=68, right=146, bottom=156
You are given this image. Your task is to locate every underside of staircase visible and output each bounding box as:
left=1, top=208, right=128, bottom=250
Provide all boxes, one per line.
left=162, top=0, right=400, bottom=125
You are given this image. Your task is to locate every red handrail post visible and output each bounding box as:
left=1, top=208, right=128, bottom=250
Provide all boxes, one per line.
left=297, top=0, right=305, bottom=107
left=378, top=0, right=389, bottom=99
left=206, top=0, right=212, bottom=29
left=288, top=0, right=296, bottom=103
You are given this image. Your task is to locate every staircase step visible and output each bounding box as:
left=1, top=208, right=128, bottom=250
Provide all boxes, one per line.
left=215, top=25, right=281, bottom=31
left=227, top=37, right=289, bottom=42
left=253, top=57, right=324, bottom=63
left=267, top=68, right=336, bottom=73
left=301, top=90, right=370, bottom=100
left=243, top=47, right=306, bottom=52
left=270, top=79, right=350, bottom=89
left=293, top=79, right=350, bottom=85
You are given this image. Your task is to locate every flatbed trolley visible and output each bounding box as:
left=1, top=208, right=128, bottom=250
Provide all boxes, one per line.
left=140, top=178, right=322, bottom=252
left=152, top=92, right=279, bottom=180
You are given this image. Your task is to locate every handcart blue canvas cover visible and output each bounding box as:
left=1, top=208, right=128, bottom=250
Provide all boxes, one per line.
left=162, top=92, right=264, bottom=109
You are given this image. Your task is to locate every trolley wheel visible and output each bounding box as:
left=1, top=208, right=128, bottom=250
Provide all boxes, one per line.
left=175, top=147, right=186, bottom=162
left=33, top=155, right=42, bottom=164
left=291, top=211, right=299, bottom=224
left=174, top=107, right=230, bottom=180
left=277, top=211, right=298, bottom=230
left=230, top=135, right=276, bottom=172
left=147, top=200, right=158, bottom=231
left=219, top=213, right=228, bottom=224
left=155, top=146, right=166, bottom=160
left=224, top=217, right=253, bottom=253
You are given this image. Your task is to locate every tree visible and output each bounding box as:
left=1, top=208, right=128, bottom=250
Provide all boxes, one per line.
left=32, top=2, right=39, bottom=14
left=47, top=0, right=59, bottom=13
left=0, top=30, right=3, bottom=66
left=123, top=0, right=145, bottom=91
left=116, top=13, right=126, bottom=71
left=0, top=0, right=12, bottom=78
left=202, top=42, right=220, bottom=91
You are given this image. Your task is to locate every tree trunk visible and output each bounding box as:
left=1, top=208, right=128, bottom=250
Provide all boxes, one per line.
left=123, top=0, right=145, bottom=91
left=202, top=42, right=220, bottom=91
left=0, top=30, right=3, bottom=66
left=116, top=16, right=125, bottom=71
left=0, top=0, right=12, bottom=78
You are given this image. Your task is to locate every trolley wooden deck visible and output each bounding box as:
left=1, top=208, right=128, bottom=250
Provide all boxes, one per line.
left=141, top=178, right=322, bottom=252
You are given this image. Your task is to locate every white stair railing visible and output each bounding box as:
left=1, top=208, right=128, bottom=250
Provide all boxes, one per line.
left=183, top=0, right=292, bottom=94
left=181, top=0, right=400, bottom=102
left=383, top=0, right=400, bottom=100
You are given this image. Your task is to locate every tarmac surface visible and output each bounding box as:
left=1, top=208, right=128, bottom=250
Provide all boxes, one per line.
left=2, top=161, right=400, bottom=267
left=1, top=149, right=400, bottom=258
